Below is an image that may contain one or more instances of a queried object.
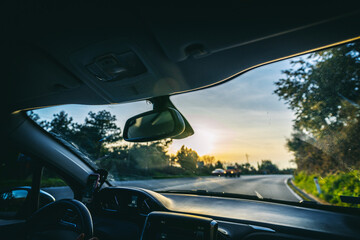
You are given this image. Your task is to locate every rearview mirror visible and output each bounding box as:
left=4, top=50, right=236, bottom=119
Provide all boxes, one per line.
left=123, top=108, right=185, bottom=142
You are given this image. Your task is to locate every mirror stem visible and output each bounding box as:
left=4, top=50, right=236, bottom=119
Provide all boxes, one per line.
left=150, top=96, right=171, bottom=111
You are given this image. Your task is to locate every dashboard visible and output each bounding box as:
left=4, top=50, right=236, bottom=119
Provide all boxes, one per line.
left=93, top=187, right=165, bottom=217
left=90, top=187, right=360, bottom=240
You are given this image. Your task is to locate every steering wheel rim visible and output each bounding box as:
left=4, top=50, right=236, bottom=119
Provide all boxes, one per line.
left=26, top=199, right=93, bottom=240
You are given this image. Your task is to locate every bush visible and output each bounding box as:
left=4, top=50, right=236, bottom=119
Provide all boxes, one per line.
left=41, top=178, right=67, bottom=187
left=0, top=178, right=66, bottom=189
left=294, top=171, right=360, bottom=207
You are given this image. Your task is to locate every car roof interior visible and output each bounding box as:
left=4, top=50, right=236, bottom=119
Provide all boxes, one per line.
left=4, top=0, right=360, bottom=115
left=3, top=2, right=360, bottom=240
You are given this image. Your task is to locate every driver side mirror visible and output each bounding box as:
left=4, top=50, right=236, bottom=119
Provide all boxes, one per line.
left=0, top=187, right=55, bottom=219
left=123, top=107, right=186, bottom=142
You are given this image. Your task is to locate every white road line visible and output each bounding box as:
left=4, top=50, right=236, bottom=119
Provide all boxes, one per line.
left=155, top=177, right=230, bottom=191
left=254, top=190, right=263, bottom=199
left=284, top=178, right=303, bottom=201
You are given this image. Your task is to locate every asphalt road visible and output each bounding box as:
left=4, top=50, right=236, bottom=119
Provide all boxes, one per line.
left=43, top=175, right=301, bottom=202
left=113, top=174, right=301, bottom=202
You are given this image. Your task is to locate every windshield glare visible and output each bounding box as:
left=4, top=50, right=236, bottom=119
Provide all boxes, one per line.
left=28, top=41, right=360, bottom=208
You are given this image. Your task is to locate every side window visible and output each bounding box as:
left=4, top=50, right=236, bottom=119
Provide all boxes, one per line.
left=0, top=152, right=74, bottom=219
left=0, top=153, right=34, bottom=219
left=0, top=153, right=34, bottom=189
left=40, top=168, right=74, bottom=200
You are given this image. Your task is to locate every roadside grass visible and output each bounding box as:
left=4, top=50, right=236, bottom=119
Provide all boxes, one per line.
left=286, top=178, right=314, bottom=202
left=294, top=171, right=360, bottom=208
left=41, top=178, right=67, bottom=187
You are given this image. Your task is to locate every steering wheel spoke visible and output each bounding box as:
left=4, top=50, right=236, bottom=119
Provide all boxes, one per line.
left=26, top=199, right=93, bottom=240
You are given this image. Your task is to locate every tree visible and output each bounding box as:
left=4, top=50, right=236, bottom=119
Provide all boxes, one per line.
left=47, top=111, right=74, bottom=138
left=286, top=132, right=338, bottom=174
left=28, top=110, right=48, bottom=128
left=275, top=43, right=360, bottom=136
left=68, top=110, right=121, bottom=159
left=257, top=160, right=279, bottom=174
left=26, top=109, right=181, bottom=180
left=169, top=154, right=177, bottom=167
left=176, top=145, right=199, bottom=172
left=129, top=141, right=170, bottom=170
left=274, top=42, right=360, bottom=173
left=201, top=155, right=216, bottom=166
left=214, top=160, right=224, bottom=169
left=236, top=163, right=256, bottom=174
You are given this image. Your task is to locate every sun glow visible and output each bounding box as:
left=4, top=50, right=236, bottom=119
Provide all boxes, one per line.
left=169, top=127, right=216, bottom=156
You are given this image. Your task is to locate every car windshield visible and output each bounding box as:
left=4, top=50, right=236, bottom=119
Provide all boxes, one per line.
left=28, top=41, right=360, bottom=208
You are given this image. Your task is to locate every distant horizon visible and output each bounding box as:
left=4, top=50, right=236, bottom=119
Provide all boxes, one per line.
left=32, top=55, right=302, bottom=169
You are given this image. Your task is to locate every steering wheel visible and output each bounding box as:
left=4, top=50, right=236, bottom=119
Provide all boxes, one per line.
left=26, top=199, right=93, bottom=240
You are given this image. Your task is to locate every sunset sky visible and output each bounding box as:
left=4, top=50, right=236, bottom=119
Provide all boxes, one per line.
left=33, top=57, right=298, bottom=169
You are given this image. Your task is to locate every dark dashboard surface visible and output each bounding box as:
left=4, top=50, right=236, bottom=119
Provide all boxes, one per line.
left=162, top=193, right=360, bottom=238
left=91, top=187, right=360, bottom=240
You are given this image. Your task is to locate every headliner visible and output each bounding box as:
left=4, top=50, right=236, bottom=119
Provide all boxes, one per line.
left=3, top=1, right=360, bottom=113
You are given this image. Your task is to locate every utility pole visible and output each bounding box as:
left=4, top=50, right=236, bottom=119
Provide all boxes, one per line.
left=245, top=153, right=249, bottom=164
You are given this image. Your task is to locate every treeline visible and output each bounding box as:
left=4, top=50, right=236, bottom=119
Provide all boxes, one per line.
left=274, top=41, right=360, bottom=175
left=28, top=110, right=291, bottom=180
left=273, top=41, right=360, bottom=207
left=29, top=110, right=222, bottom=179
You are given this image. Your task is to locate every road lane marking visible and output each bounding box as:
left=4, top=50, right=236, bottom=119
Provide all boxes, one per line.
left=254, top=190, right=263, bottom=199
left=284, top=178, right=303, bottom=201
left=155, top=177, right=232, bottom=191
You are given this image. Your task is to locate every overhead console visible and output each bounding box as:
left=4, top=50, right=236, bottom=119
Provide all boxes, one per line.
left=68, top=36, right=189, bottom=104
left=141, top=212, right=218, bottom=240
left=69, top=38, right=154, bottom=103
left=86, top=52, right=147, bottom=82
left=7, top=2, right=360, bottom=111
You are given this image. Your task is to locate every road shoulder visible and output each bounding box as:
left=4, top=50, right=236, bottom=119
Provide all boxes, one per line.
left=286, top=178, right=330, bottom=204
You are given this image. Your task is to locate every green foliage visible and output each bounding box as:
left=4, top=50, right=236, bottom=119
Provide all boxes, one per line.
left=176, top=145, right=199, bottom=172
left=257, top=160, right=279, bottom=174
left=275, top=43, right=360, bottom=135
left=286, top=132, right=338, bottom=174
left=30, top=109, right=225, bottom=180
left=201, top=155, right=216, bottom=166
left=214, top=160, right=224, bottom=169
left=275, top=41, right=360, bottom=174
left=48, top=111, right=74, bottom=137
left=128, top=142, right=170, bottom=169
left=72, top=110, right=122, bottom=159
left=28, top=110, right=289, bottom=181
left=41, top=178, right=67, bottom=187
left=293, top=172, right=318, bottom=195
left=294, top=171, right=360, bottom=207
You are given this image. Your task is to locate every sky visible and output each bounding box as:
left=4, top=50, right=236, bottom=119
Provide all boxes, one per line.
left=33, top=58, right=297, bottom=169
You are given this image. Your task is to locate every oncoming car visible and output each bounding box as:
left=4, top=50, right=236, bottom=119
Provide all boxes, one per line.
left=225, top=166, right=241, bottom=178
left=211, top=169, right=226, bottom=176
left=2, top=2, right=360, bottom=240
